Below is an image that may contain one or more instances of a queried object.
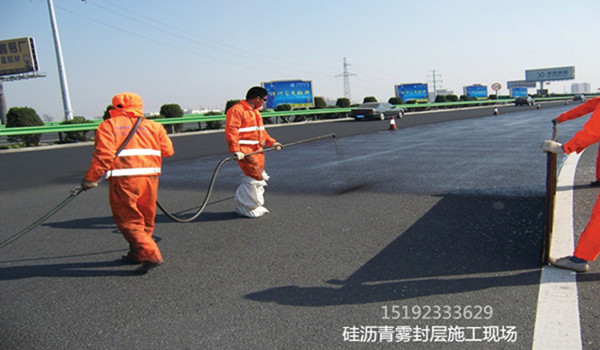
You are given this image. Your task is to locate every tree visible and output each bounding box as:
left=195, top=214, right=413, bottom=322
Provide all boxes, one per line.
left=363, top=96, right=377, bottom=103
left=335, top=98, right=351, bottom=108
left=6, top=107, right=44, bottom=147
left=435, top=95, right=447, bottom=103
left=160, top=103, right=184, bottom=133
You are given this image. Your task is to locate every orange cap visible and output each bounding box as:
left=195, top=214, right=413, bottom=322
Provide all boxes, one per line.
left=109, top=92, right=144, bottom=118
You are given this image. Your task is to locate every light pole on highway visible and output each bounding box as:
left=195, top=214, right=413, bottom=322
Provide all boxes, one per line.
left=47, top=0, right=73, bottom=121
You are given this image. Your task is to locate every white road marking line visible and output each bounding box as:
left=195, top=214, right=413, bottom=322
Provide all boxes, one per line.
left=532, top=152, right=582, bottom=350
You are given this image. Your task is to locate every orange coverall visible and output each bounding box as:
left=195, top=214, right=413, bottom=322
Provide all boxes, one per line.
left=225, top=100, right=277, bottom=180
left=561, top=97, right=600, bottom=260
left=84, top=93, right=174, bottom=264
left=556, top=97, right=600, bottom=182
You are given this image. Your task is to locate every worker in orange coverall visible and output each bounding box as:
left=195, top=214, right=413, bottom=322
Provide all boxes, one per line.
left=81, top=92, right=174, bottom=274
left=553, top=97, right=600, bottom=187
left=225, top=86, right=283, bottom=217
left=543, top=96, right=600, bottom=272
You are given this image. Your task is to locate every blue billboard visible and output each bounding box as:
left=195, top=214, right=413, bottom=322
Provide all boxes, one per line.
left=262, top=80, right=314, bottom=109
left=464, top=85, right=488, bottom=98
left=511, top=87, right=528, bottom=97
left=395, top=83, right=429, bottom=102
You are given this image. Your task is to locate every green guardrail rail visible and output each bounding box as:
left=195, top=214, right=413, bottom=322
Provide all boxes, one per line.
left=0, top=97, right=582, bottom=137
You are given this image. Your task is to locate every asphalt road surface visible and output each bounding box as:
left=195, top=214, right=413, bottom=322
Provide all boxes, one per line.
left=0, top=101, right=595, bottom=349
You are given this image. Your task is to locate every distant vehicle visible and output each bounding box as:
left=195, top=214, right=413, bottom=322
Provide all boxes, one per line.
left=349, top=102, right=405, bottom=121
left=573, top=94, right=586, bottom=102
left=514, top=96, right=535, bottom=106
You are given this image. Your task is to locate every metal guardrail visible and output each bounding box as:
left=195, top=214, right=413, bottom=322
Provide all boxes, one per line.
left=0, top=108, right=353, bottom=136
left=0, top=97, right=575, bottom=137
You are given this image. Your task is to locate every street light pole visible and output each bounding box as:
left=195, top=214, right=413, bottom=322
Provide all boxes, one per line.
left=47, top=0, right=73, bottom=120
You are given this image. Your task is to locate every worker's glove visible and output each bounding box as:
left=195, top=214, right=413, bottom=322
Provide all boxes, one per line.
left=233, top=152, right=245, bottom=160
left=81, top=179, right=98, bottom=191
left=541, top=140, right=564, bottom=154
left=273, top=142, right=284, bottom=151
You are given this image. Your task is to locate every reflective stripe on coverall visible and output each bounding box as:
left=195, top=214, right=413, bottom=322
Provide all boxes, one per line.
left=556, top=97, right=600, bottom=181
left=225, top=100, right=277, bottom=217
left=561, top=97, right=600, bottom=260
left=225, top=100, right=276, bottom=180
left=84, top=92, right=174, bottom=263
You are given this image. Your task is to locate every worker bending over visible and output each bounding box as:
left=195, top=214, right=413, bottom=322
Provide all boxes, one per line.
left=543, top=96, right=600, bottom=272
left=553, top=97, right=600, bottom=186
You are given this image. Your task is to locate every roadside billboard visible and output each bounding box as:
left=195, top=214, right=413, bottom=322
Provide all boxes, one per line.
left=0, top=37, right=39, bottom=76
left=507, top=80, right=536, bottom=89
left=511, top=87, right=528, bottom=97
left=395, top=83, right=428, bottom=102
left=464, top=84, right=488, bottom=98
left=262, top=80, right=314, bottom=109
left=525, top=66, right=575, bottom=82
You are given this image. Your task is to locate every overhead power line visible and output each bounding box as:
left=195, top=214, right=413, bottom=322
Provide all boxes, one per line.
left=60, top=0, right=336, bottom=79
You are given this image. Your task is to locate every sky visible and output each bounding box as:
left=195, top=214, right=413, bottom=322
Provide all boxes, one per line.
left=2, top=0, right=600, bottom=120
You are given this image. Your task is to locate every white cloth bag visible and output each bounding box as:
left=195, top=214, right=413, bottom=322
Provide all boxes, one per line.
left=235, top=172, right=270, bottom=217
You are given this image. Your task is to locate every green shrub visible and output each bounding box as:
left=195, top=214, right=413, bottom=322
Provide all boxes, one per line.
left=273, top=104, right=293, bottom=123
left=313, top=96, right=327, bottom=109
left=225, top=100, right=240, bottom=113
left=160, top=103, right=184, bottom=133
left=274, top=104, right=292, bottom=111
left=6, top=107, right=44, bottom=147
left=60, top=116, right=94, bottom=143
left=203, top=111, right=222, bottom=130
left=102, top=105, right=113, bottom=120
left=388, top=97, right=403, bottom=105
left=335, top=98, right=351, bottom=108
left=363, top=96, right=377, bottom=103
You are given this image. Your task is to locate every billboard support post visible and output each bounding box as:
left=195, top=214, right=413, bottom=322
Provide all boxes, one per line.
left=0, top=81, right=6, bottom=124
left=47, top=0, right=73, bottom=121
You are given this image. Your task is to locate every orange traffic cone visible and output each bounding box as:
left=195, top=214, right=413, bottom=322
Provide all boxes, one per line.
left=389, top=116, right=397, bottom=131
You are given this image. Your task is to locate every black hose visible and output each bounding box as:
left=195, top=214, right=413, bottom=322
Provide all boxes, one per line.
left=0, top=134, right=338, bottom=246
left=156, top=133, right=337, bottom=223
left=156, top=156, right=233, bottom=223
left=0, top=186, right=83, bottom=248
